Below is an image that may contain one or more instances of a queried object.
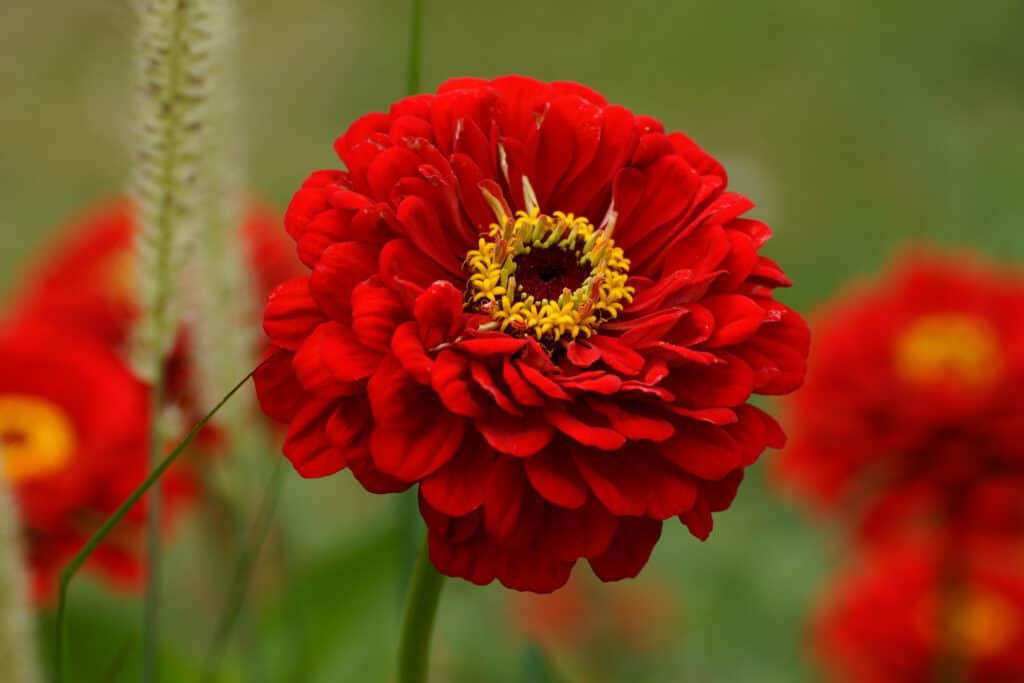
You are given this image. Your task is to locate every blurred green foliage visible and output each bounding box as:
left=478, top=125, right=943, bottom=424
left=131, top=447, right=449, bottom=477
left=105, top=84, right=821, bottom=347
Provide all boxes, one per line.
left=2, top=0, right=1022, bottom=681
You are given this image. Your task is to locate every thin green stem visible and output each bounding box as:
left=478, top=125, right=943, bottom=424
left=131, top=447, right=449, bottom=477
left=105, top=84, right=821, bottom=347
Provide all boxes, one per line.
left=54, top=364, right=262, bottom=683
left=405, top=0, right=423, bottom=95
left=397, top=538, right=445, bottom=683
left=142, top=377, right=166, bottom=683
left=202, top=460, right=285, bottom=681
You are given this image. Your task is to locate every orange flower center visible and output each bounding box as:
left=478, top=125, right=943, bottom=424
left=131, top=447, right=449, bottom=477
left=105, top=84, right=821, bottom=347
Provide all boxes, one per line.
left=893, top=314, right=1002, bottom=388
left=0, top=394, right=76, bottom=483
left=939, top=590, right=1020, bottom=659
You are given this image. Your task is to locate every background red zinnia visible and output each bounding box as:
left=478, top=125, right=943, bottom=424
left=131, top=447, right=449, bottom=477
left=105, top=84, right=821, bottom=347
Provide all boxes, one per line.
left=774, top=250, right=1024, bottom=543
left=812, top=540, right=1024, bottom=683
left=0, top=320, right=193, bottom=603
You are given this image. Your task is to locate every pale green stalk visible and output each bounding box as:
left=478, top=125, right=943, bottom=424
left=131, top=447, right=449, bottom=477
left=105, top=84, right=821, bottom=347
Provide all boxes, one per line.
left=132, top=0, right=227, bottom=380
left=186, top=0, right=258, bottom=439
left=0, top=472, right=40, bottom=683
left=130, top=2, right=231, bottom=680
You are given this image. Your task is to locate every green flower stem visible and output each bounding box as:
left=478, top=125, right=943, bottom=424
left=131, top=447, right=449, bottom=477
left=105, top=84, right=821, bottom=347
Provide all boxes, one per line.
left=142, top=377, right=166, bottom=683
left=54, top=365, right=260, bottom=683
left=202, top=460, right=285, bottom=682
left=397, top=539, right=445, bottom=683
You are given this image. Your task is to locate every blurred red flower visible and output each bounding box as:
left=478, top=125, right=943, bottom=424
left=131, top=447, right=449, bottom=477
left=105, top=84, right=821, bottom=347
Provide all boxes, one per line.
left=255, top=75, right=808, bottom=591
left=774, top=251, right=1024, bottom=542
left=7, top=197, right=300, bottom=426
left=0, top=320, right=194, bottom=603
left=813, top=541, right=1024, bottom=683
left=0, top=197, right=299, bottom=602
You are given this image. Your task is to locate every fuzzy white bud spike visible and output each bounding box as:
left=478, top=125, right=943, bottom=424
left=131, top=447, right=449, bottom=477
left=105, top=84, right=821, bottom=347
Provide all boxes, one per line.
left=131, top=0, right=230, bottom=381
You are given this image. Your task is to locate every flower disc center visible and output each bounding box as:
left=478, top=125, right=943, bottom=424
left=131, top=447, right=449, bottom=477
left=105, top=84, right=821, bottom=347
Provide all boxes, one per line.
left=894, top=313, right=1002, bottom=389
left=464, top=209, right=634, bottom=344
left=0, top=394, right=75, bottom=483
left=514, top=246, right=590, bottom=302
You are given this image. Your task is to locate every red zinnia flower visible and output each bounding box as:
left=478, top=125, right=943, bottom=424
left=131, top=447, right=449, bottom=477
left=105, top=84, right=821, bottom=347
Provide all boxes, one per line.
left=0, top=320, right=193, bottom=603
left=813, top=541, right=1024, bottom=683
left=774, top=251, right=1024, bottom=542
left=256, top=75, right=809, bottom=591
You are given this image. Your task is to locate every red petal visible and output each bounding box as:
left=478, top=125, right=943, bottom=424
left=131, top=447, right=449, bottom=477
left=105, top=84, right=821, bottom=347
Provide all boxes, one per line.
left=470, top=360, right=522, bottom=415
left=566, top=340, right=601, bottom=368
left=292, top=322, right=381, bottom=395
left=573, top=451, right=646, bottom=516
left=420, top=440, right=495, bottom=517
left=523, top=449, right=588, bottom=509
left=395, top=194, right=462, bottom=276
left=283, top=399, right=344, bottom=478
left=368, top=410, right=464, bottom=482
left=701, top=294, right=766, bottom=348
left=547, top=497, right=618, bottom=561
left=679, top=499, right=713, bottom=541
left=346, top=445, right=411, bottom=494
left=253, top=350, right=305, bottom=422
left=263, top=278, right=326, bottom=351
left=588, top=517, right=662, bottom=581
left=657, top=423, right=741, bottom=481
left=515, top=360, right=571, bottom=400
left=547, top=408, right=625, bottom=450
left=501, top=358, right=546, bottom=407
left=367, top=355, right=436, bottom=429
left=351, top=280, right=406, bottom=351
left=476, top=408, right=556, bottom=457
left=587, top=399, right=675, bottom=442
left=431, top=350, right=486, bottom=418
left=378, top=237, right=448, bottom=290
left=585, top=335, right=645, bottom=375
left=309, top=242, right=378, bottom=322
left=325, top=396, right=370, bottom=449
left=483, top=456, right=526, bottom=539
left=390, top=321, right=432, bottom=384
left=414, top=282, right=465, bottom=348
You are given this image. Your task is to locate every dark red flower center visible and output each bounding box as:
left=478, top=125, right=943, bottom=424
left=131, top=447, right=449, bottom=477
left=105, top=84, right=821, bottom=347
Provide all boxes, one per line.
left=514, top=247, right=590, bottom=302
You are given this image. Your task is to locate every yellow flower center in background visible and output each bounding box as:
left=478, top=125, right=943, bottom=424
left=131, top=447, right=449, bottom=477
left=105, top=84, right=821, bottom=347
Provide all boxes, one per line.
left=894, top=313, right=1002, bottom=389
left=464, top=208, right=634, bottom=344
left=0, top=394, right=75, bottom=483
left=952, top=590, right=1018, bottom=658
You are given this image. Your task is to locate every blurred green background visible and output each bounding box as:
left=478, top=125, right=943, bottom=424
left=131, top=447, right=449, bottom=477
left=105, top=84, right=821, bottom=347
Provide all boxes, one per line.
left=2, top=1, right=1023, bottom=681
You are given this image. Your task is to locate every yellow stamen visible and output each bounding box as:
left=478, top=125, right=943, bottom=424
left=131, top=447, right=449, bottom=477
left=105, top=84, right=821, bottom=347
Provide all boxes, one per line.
left=463, top=207, right=633, bottom=345
left=894, top=313, right=1002, bottom=388
left=0, top=394, right=75, bottom=483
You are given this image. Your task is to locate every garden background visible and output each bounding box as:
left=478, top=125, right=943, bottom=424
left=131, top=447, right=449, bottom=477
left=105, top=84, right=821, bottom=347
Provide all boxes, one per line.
left=1, top=1, right=1022, bottom=680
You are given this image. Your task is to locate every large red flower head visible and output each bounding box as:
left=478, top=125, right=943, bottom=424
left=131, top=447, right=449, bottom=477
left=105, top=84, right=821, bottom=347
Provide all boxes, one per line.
left=256, top=75, right=809, bottom=592
left=774, top=251, right=1024, bottom=542
left=812, top=541, right=1024, bottom=683
left=0, top=320, right=193, bottom=603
